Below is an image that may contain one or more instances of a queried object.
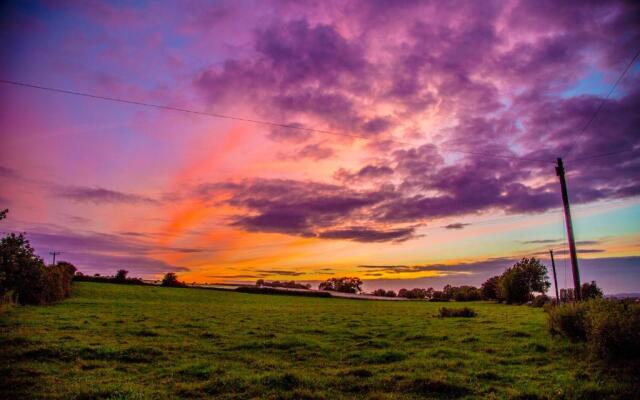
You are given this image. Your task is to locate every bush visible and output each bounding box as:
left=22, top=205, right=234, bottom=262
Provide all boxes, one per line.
left=438, top=307, right=476, bottom=318
left=547, top=299, right=640, bottom=360
left=161, top=272, right=185, bottom=287
left=584, top=300, right=640, bottom=359
left=74, top=272, right=145, bottom=285
left=546, top=302, right=587, bottom=340
left=444, top=285, right=482, bottom=301
left=256, top=279, right=311, bottom=290
left=531, top=294, right=550, bottom=308
left=0, top=233, right=76, bottom=305
left=430, top=291, right=450, bottom=301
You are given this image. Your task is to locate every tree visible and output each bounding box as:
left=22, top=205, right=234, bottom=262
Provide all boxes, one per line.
left=1, top=233, right=75, bottom=304
left=397, top=288, right=429, bottom=299
left=481, top=276, right=500, bottom=300
left=161, top=272, right=185, bottom=287
left=318, top=277, right=362, bottom=293
left=0, top=209, right=7, bottom=221
left=115, top=269, right=129, bottom=282
left=581, top=281, right=603, bottom=300
left=372, top=289, right=397, bottom=297
left=499, top=257, right=550, bottom=304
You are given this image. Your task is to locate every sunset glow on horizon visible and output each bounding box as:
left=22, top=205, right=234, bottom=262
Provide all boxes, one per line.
left=1, top=0, right=639, bottom=293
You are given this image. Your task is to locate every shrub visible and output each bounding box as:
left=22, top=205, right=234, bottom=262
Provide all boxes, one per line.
left=161, top=272, right=185, bottom=287
left=430, top=290, right=450, bottom=301
left=0, top=233, right=76, bottom=305
left=115, top=269, right=129, bottom=282
left=531, top=294, right=550, bottom=308
left=256, top=279, right=311, bottom=290
left=444, top=285, right=482, bottom=301
left=583, top=300, right=640, bottom=360
left=398, top=287, right=431, bottom=299
left=438, top=307, right=476, bottom=318
left=546, top=302, right=588, bottom=340
left=547, top=299, right=640, bottom=360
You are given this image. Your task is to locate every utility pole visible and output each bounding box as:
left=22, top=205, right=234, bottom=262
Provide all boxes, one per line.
left=549, top=249, right=560, bottom=304
left=555, top=158, right=581, bottom=301
left=49, top=251, right=61, bottom=265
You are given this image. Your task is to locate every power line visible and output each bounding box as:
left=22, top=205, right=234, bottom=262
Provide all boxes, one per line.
left=0, top=78, right=551, bottom=163
left=568, top=147, right=636, bottom=162
left=564, top=46, right=640, bottom=159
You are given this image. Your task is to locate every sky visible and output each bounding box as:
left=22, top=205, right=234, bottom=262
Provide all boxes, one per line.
left=0, top=0, right=639, bottom=294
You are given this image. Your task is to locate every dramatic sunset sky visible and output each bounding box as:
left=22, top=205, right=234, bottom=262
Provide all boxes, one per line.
left=1, top=0, right=639, bottom=293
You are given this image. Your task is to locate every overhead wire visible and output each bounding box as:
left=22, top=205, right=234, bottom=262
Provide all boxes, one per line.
left=563, top=46, right=640, bottom=159
left=0, top=78, right=552, bottom=163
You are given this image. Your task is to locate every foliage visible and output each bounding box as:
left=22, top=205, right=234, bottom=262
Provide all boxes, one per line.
left=398, top=287, right=431, bottom=299
left=480, top=276, right=500, bottom=300
left=580, top=281, right=604, bottom=300
left=161, top=272, right=186, bottom=287
left=318, top=277, right=362, bottom=293
left=74, top=271, right=146, bottom=285
left=546, top=302, right=588, bottom=340
left=430, top=290, right=449, bottom=301
left=547, top=299, right=640, bottom=360
left=115, top=269, right=129, bottom=282
left=530, top=294, right=550, bottom=308
left=498, top=257, right=550, bottom=304
left=256, top=279, right=311, bottom=290
left=0, top=232, right=76, bottom=305
left=2, top=282, right=638, bottom=399
left=371, top=289, right=396, bottom=297
left=444, top=285, right=482, bottom=301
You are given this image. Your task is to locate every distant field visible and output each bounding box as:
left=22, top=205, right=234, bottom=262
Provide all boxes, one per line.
left=0, top=283, right=635, bottom=399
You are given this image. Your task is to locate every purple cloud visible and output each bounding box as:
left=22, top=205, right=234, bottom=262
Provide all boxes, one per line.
left=444, top=223, right=470, bottom=230
left=318, top=226, right=416, bottom=243
left=12, top=227, right=193, bottom=276
left=55, top=185, right=158, bottom=204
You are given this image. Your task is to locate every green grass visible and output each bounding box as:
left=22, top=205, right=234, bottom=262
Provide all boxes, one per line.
left=0, top=283, right=635, bottom=399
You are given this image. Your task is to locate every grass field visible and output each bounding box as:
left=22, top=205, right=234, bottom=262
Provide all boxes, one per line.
left=0, top=283, right=636, bottom=399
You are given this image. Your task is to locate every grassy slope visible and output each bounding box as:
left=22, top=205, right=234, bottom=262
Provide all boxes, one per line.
left=0, top=283, right=634, bottom=400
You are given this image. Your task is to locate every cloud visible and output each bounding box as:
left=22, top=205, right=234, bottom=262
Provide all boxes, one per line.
left=358, top=258, right=514, bottom=275
left=267, top=123, right=311, bottom=143
left=0, top=166, right=18, bottom=179
left=444, top=223, right=470, bottom=230
left=12, top=226, right=195, bottom=276
left=55, top=185, right=158, bottom=204
left=319, top=227, right=416, bottom=243
left=334, top=164, right=394, bottom=183
left=293, top=143, right=334, bottom=160
left=254, top=269, right=305, bottom=276
left=537, top=249, right=605, bottom=255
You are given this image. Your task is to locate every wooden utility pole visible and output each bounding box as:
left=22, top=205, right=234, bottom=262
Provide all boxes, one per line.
left=49, top=251, right=61, bottom=265
left=555, top=158, right=581, bottom=301
left=549, top=250, right=560, bottom=303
